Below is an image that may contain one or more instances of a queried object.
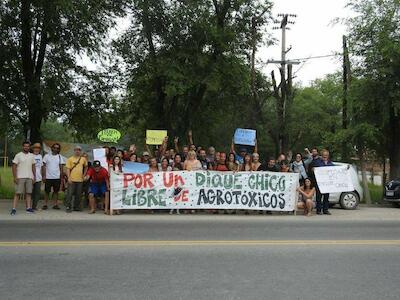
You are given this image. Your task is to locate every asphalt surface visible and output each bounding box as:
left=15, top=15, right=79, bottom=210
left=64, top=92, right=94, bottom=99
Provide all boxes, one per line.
left=1, top=216, right=400, bottom=300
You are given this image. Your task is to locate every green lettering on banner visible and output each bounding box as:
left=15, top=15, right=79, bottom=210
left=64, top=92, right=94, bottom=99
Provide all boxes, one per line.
left=234, top=173, right=242, bottom=189
left=112, top=171, right=298, bottom=211
left=196, top=172, right=206, bottom=187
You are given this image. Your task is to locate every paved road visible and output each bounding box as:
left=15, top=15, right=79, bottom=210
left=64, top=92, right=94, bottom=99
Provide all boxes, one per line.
left=1, top=217, right=400, bottom=300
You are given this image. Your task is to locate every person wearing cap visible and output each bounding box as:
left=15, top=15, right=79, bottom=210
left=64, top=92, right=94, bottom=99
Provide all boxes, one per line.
left=85, top=160, right=110, bottom=214
left=141, top=151, right=150, bottom=164
left=10, top=141, right=36, bottom=215
left=65, top=145, right=88, bottom=213
left=230, top=139, right=248, bottom=165
left=42, top=143, right=65, bottom=210
left=31, top=143, right=43, bottom=210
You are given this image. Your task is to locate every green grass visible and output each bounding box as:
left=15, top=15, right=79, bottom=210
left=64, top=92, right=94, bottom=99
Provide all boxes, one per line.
left=368, top=183, right=383, bottom=204
left=0, top=167, right=14, bottom=199
left=0, top=167, right=66, bottom=200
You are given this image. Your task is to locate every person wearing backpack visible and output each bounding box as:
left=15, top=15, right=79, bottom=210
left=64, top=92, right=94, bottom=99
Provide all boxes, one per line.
left=65, top=145, right=88, bottom=213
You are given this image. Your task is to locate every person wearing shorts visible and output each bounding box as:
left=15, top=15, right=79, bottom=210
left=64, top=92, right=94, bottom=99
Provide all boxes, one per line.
left=85, top=160, right=109, bottom=214
left=11, top=141, right=36, bottom=215
left=43, top=143, right=65, bottom=210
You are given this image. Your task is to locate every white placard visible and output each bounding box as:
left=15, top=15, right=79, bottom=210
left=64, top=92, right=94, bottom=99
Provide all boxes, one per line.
left=314, top=165, right=354, bottom=194
left=93, top=148, right=108, bottom=168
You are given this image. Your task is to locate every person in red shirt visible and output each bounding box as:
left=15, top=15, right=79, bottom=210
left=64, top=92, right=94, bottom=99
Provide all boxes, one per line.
left=84, top=160, right=110, bottom=214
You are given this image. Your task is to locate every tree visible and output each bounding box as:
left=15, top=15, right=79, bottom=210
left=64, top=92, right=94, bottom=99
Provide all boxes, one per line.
left=114, top=0, right=274, bottom=148
left=0, top=0, right=128, bottom=143
left=346, top=0, right=400, bottom=179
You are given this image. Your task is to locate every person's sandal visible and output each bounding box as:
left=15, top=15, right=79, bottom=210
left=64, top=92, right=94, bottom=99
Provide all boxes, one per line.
left=52, top=205, right=60, bottom=210
left=88, top=210, right=96, bottom=214
left=42, top=205, right=48, bottom=210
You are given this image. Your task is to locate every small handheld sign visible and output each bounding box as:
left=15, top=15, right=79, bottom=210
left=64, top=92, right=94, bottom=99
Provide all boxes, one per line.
left=97, top=128, right=121, bottom=143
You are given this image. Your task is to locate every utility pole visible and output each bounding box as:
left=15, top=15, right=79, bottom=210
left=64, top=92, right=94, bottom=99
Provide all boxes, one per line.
left=342, top=35, right=351, bottom=162
left=269, top=14, right=298, bottom=154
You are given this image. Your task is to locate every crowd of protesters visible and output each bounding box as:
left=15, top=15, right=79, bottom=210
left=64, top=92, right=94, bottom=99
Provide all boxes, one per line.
left=10, top=133, right=335, bottom=217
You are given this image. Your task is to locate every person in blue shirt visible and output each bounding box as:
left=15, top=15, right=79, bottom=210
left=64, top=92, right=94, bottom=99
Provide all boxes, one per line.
left=312, top=149, right=334, bottom=215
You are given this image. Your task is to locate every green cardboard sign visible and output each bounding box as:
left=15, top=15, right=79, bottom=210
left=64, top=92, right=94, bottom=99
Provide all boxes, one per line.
left=97, top=128, right=121, bottom=143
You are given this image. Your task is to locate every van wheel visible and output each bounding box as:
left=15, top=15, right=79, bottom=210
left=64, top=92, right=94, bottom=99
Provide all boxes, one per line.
left=339, top=192, right=359, bottom=210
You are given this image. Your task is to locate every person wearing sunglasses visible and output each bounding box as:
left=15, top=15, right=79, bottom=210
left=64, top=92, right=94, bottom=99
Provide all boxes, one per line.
left=42, top=143, right=65, bottom=210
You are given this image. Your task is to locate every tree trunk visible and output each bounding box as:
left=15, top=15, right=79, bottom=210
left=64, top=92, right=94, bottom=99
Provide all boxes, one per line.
left=359, top=148, right=371, bottom=205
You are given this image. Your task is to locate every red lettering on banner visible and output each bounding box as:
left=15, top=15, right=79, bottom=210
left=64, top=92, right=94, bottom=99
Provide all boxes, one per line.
left=163, top=173, right=185, bottom=188
left=174, top=174, right=184, bottom=187
left=123, top=174, right=135, bottom=188
left=143, top=173, right=154, bottom=188
left=174, top=189, right=189, bottom=202
left=163, top=173, right=174, bottom=187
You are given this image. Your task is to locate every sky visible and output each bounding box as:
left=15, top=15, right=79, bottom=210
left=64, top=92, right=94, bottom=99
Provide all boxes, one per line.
left=261, top=0, right=352, bottom=85
left=79, top=0, right=352, bottom=87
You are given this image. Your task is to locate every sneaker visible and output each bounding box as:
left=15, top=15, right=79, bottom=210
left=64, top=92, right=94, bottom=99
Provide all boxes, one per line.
left=52, top=205, right=60, bottom=210
left=323, top=211, right=332, bottom=215
left=73, top=208, right=82, bottom=212
left=42, top=205, right=48, bottom=210
left=10, top=208, right=16, bottom=216
left=26, top=208, right=34, bottom=213
left=66, top=207, right=72, bottom=213
left=316, top=211, right=323, bottom=215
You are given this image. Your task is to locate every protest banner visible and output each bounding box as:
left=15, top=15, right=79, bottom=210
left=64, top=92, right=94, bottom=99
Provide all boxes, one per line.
left=146, top=130, right=168, bottom=145
left=110, top=170, right=299, bottom=211
left=122, top=162, right=150, bottom=174
left=314, top=165, right=354, bottom=194
left=93, top=148, right=108, bottom=168
left=97, top=128, right=121, bottom=143
left=234, top=128, right=256, bottom=146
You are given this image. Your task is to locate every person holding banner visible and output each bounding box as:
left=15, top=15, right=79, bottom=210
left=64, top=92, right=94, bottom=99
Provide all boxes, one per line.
left=227, top=153, right=240, bottom=171
left=149, top=158, right=159, bottom=172
left=172, top=154, right=184, bottom=171
left=313, top=150, right=334, bottom=215
left=183, top=150, right=202, bottom=171
left=240, top=154, right=253, bottom=172
left=111, top=156, right=123, bottom=173
left=252, top=153, right=261, bottom=171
